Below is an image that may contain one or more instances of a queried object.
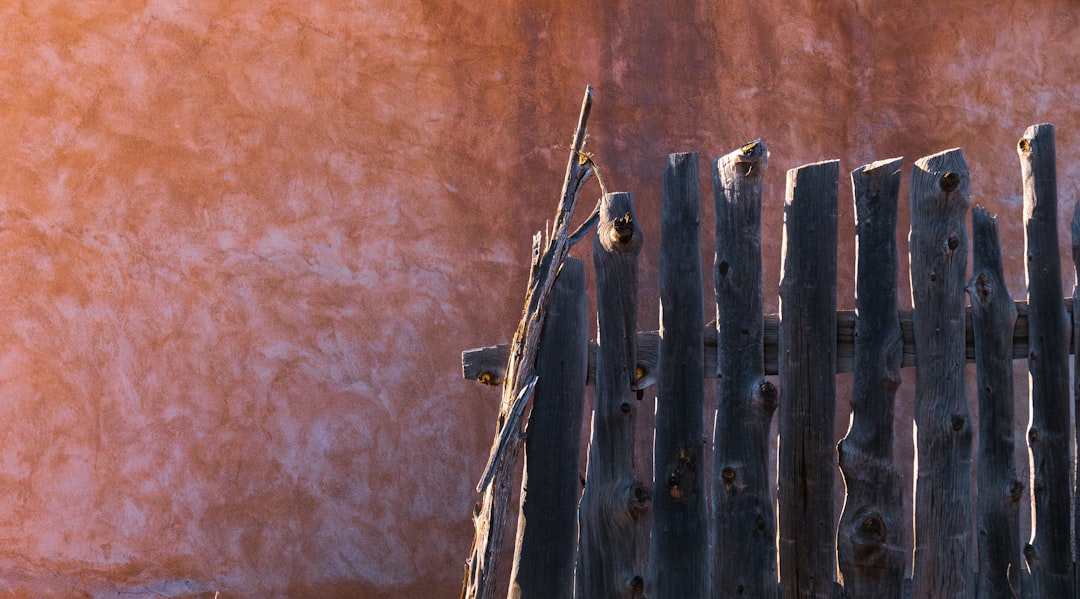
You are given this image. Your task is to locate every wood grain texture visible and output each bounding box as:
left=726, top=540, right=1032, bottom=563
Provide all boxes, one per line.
left=1018, top=123, right=1072, bottom=599
left=712, top=140, right=778, bottom=599
left=507, top=258, right=588, bottom=599
left=576, top=192, right=649, bottom=599
left=462, top=299, right=1073, bottom=388
left=908, top=148, right=972, bottom=599
left=836, top=158, right=905, bottom=599
left=1072, top=204, right=1080, bottom=599
left=648, top=153, right=707, bottom=598
left=462, top=86, right=595, bottom=599
left=778, top=159, right=839, bottom=599
left=968, top=207, right=1024, bottom=599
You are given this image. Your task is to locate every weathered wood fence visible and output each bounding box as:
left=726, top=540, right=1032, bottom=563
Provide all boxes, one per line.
left=461, top=92, right=1078, bottom=599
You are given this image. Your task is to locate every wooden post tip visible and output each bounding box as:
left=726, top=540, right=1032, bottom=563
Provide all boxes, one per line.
left=853, top=156, right=903, bottom=176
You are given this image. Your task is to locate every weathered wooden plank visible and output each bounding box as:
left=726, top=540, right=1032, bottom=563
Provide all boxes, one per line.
left=576, top=192, right=650, bottom=599
left=461, top=85, right=596, bottom=599
left=1073, top=204, right=1080, bottom=599
left=648, top=152, right=707, bottom=598
left=778, top=159, right=839, bottom=599
left=968, top=207, right=1024, bottom=599
left=909, top=148, right=972, bottom=599
left=1018, top=123, right=1072, bottom=598
left=463, top=298, right=1073, bottom=387
left=712, top=140, right=778, bottom=598
left=836, top=158, right=905, bottom=599
left=507, top=258, right=588, bottom=599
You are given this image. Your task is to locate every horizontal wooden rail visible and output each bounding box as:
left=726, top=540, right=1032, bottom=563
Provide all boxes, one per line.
left=462, top=297, right=1074, bottom=389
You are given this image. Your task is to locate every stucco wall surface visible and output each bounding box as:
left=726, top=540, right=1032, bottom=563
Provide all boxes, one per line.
left=0, top=1, right=1078, bottom=597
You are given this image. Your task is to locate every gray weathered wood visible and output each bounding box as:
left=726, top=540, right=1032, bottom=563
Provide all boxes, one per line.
left=968, top=207, right=1024, bottom=599
left=712, top=140, right=778, bottom=599
left=908, top=148, right=972, bottom=599
left=778, top=159, right=839, bottom=599
left=461, top=85, right=596, bottom=599
left=1017, top=123, right=1072, bottom=598
left=648, top=152, right=707, bottom=598
left=1072, top=204, right=1080, bottom=599
left=836, top=158, right=905, bottom=599
left=507, top=258, right=588, bottom=599
left=577, top=191, right=650, bottom=599
left=463, top=299, right=1074, bottom=388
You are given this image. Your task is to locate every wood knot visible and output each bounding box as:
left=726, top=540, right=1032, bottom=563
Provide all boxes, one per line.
left=718, top=260, right=730, bottom=277
left=1018, top=138, right=1031, bottom=154
left=1009, top=479, right=1024, bottom=502
left=733, top=140, right=766, bottom=178
left=667, top=449, right=695, bottom=499
left=634, top=365, right=648, bottom=385
left=860, top=513, right=886, bottom=540
left=757, top=381, right=778, bottom=412
left=951, top=415, right=965, bottom=432
left=668, top=475, right=683, bottom=499
left=973, top=273, right=992, bottom=303
left=628, top=481, right=652, bottom=517
left=940, top=171, right=960, bottom=193
left=947, top=234, right=960, bottom=250
left=721, top=465, right=745, bottom=495
left=627, top=575, right=645, bottom=593
left=610, top=213, right=635, bottom=245
left=1028, top=428, right=1039, bottom=443
left=678, top=447, right=692, bottom=464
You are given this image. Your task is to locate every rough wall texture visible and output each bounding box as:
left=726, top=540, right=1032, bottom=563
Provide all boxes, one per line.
left=0, top=1, right=1077, bottom=597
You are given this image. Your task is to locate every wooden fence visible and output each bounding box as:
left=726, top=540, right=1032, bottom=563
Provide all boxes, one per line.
left=460, top=90, right=1077, bottom=599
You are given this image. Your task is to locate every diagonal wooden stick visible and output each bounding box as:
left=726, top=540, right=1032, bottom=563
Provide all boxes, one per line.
left=461, top=85, right=596, bottom=599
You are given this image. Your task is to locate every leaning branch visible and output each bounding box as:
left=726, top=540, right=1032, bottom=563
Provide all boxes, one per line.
left=461, top=85, right=597, bottom=599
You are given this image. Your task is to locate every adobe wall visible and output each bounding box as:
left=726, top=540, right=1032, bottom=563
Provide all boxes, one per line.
left=0, top=1, right=1077, bottom=597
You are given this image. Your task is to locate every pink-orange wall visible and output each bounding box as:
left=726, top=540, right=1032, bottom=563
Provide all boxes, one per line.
left=0, top=1, right=1078, bottom=597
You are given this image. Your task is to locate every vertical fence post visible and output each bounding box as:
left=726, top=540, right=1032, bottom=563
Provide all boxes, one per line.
left=462, top=86, right=595, bottom=599
left=778, top=160, right=839, bottom=599
left=836, top=158, right=906, bottom=599
left=577, top=192, right=650, bottom=599
left=1072, top=204, right=1080, bottom=599
left=908, top=148, right=972, bottom=599
left=507, top=258, right=588, bottom=599
left=968, top=206, right=1024, bottom=599
left=649, top=153, right=708, bottom=598
left=1017, top=123, right=1072, bottom=598
left=712, top=140, right=778, bottom=598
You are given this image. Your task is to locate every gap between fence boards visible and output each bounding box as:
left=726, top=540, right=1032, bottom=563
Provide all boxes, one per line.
left=462, top=297, right=1075, bottom=387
